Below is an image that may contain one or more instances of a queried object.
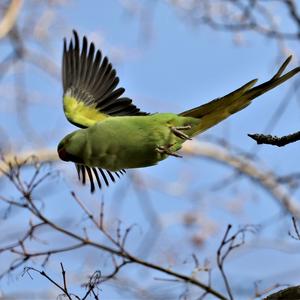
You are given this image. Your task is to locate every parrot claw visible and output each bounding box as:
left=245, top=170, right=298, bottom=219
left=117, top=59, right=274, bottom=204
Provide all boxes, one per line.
left=171, top=125, right=192, bottom=140
left=156, top=145, right=182, bottom=158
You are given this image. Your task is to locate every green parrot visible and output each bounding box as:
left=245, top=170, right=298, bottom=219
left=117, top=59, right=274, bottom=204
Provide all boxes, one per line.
left=58, top=30, right=300, bottom=192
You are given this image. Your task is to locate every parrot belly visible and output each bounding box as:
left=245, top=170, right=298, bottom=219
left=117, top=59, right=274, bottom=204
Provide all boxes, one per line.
left=83, top=113, right=199, bottom=171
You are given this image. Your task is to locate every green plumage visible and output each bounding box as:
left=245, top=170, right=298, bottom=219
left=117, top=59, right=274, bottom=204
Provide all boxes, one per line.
left=58, top=31, right=300, bottom=192
left=60, top=114, right=199, bottom=170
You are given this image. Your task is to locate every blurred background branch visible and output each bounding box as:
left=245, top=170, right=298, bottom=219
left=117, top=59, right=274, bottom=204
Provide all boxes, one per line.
left=0, top=1, right=300, bottom=299
left=0, top=0, right=22, bottom=39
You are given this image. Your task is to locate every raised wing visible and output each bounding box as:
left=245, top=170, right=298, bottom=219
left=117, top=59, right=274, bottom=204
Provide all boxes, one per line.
left=62, top=30, right=148, bottom=128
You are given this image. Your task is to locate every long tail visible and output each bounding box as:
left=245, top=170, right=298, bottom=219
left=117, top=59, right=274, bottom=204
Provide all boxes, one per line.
left=180, top=56, right=300, bottom=137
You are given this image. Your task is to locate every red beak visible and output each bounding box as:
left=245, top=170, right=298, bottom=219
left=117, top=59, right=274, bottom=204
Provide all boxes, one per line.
left=58, top=147, right=69, bottom=162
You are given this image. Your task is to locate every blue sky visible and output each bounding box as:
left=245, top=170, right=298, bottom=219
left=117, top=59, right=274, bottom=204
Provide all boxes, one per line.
left=1, top=1, right=300, bottom=299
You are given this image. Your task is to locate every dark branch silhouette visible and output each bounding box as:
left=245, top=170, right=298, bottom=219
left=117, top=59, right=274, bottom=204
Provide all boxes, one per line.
left=248, top=131, right=300, bottom=147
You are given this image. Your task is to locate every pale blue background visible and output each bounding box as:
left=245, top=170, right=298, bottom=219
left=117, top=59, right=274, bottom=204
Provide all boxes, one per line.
left=1, top=1, right=300, bottom=299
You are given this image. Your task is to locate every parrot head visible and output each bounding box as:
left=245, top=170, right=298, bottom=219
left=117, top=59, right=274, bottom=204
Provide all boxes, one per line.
left=57, top=130, right=86, bottom=164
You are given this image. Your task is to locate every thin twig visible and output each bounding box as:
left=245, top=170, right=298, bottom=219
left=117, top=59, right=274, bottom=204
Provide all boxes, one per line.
left=248, top=131, right=300, bottom=147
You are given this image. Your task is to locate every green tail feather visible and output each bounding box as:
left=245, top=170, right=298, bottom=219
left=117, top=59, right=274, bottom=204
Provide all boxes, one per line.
left=180, top=56, right=300, bottom=136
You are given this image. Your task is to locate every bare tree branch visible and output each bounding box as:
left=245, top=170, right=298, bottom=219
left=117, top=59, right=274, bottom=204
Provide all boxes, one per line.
left=0, top=158, right=229, bottom=300
left=263, top=285, right=300, bottom=300
left=2, top=139, right=300, bottom=217
left=0, top=0, right=23, bottom=39
left=181, top=140, right=300, bottom=216
left=248, top=131, right=300, bottom=147
left=217, top=224, right=256, bottom=300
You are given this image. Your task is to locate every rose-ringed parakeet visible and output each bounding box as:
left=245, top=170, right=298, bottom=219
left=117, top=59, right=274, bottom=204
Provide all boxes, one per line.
left=58, top=31, right=300, bottom=192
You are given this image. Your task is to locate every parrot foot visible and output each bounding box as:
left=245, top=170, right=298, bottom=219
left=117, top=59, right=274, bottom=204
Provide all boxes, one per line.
left=156, top=145, right=182, bottom=158
left=171, top=125, right=192, bottom=140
